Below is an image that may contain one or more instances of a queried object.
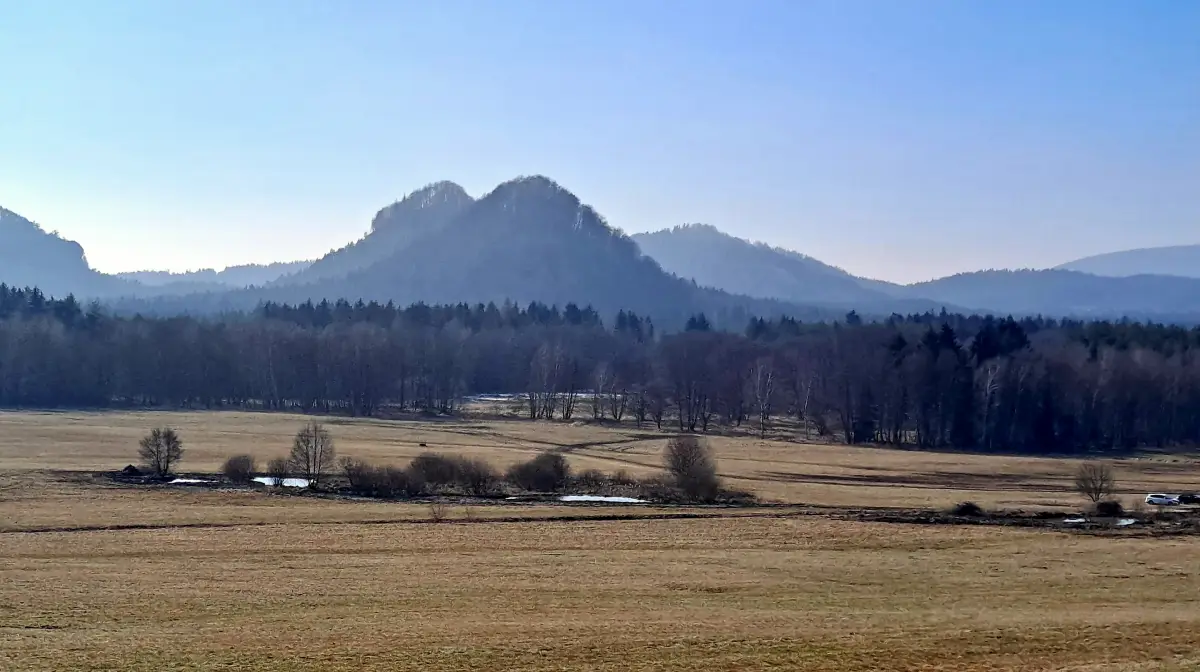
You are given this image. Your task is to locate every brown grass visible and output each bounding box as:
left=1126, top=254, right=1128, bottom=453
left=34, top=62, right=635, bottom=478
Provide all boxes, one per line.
left=2, top=409, right=1198, bottom=510
left=1, top=409, right=1199, bottom=670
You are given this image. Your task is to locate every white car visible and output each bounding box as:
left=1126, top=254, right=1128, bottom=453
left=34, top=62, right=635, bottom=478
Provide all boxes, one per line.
left=1145, top=494, right=1180, bottom=506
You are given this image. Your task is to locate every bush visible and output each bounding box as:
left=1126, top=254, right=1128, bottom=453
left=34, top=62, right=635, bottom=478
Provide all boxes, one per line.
left=951, top=501, right=984, bottom=517
left=664, top=436, right=720, bottom=502
left=340, top=457, right=371, bottom=491
left=138, top=428, right=184, bottom=478
left=409, top=453, right=462, bottom=486
left=342, top=457, right=425, bottom=498
left=408, top=453, right=498, bottom=495
left=457, top=458, right=500, bottom=496
left=506, top=452, right=571, bottom=492
left=1093, top=500, right=1125, bottom=517
left=222, top=454, right=257, bottom=484
left=575, top=468, right=607, bottom=490
left=266, top=457, right=290, bottom=487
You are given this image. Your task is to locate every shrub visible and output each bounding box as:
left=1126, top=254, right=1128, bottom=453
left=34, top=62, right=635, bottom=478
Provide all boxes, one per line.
left=506, top=452, right=571, bottom=492
left=138, top=428, right=184, bottom=478
left=340, top=457, right=370, bottom=491
left=408, top=453, right=498, bottom=495
left=664, top=436, right=720, bottom=502
left=575, top=468, right=607, bottom=490
left=951, top=501, right=984, bottom=517
left=457, top=458, right=500, bottom=496
left=409, top=453, right=462, bottom=486
left=429, top=501, right=449, bottom=523
left=342, top=458, right=424, bottom=498
left=289, top=422, right=335, bottom=488
left=1075, top=462, right=1116, bottom=503
left=266, top=457, right=290, bottom=487
left=222, top=454, right=257, bottom=484
left=1093, top=500, right=1125, bottom=517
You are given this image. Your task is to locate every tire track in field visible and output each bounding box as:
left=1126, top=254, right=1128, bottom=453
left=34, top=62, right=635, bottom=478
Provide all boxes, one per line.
left=0, top=508, right=819, bottom=536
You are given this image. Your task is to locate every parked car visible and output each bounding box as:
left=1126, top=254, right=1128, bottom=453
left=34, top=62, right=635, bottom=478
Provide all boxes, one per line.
left=1145, top=494, right=1181, bottom=506
left=1178, top=493, right=1200, bottom=505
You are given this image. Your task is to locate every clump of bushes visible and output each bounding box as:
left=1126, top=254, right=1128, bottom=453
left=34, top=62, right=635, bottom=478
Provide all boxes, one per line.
left=408, top=452, right=464, bottom=487
left=665, top=436, right=720, bottom=502
left=506, top=452, right=571, bottom=492
left=951, top=501, right=985, bottom=517
left=1092, top=500, right=1125, bottom=517
left=340, top=452, right=500, bottom=498
left=341, top=458, right=425, bottom=499
left=222, top=454, right=258, bottom=484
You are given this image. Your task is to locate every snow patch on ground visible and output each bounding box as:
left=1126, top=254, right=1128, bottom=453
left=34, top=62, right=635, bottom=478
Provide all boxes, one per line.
left=252, top=477, right=310, bottom=488
left=559, top=495, right=646, bottom=504
left=168, top=478, right=211, bottom=485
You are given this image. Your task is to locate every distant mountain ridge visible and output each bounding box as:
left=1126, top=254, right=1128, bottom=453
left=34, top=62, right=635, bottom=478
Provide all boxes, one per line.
left=5, top=181, right=1200, bottom=326
left=1057, top=245, right=1200, bottom=279
left=119, top=261, right=312, bottom=288
left=631, top=224, right=943, bottom=312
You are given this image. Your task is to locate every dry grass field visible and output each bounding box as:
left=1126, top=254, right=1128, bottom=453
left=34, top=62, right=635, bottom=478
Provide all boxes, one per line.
left=2, top=409, right=1200, bottom=670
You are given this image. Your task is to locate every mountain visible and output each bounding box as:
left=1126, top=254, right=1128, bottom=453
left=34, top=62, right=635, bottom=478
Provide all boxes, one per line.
left=1056, top=245, right=1200, bottom=279
left=0, top=207, right=130, bottom=298
left=632, top=224, right=966, bottom=314
left=113, top=177, right=840, bottom=327
left=631, top=224, right=928, bottom=308
left=277, top=181, right=474, bottom=285
left=906, top=269, right=1200, bottom=320
left=119, top=261, right=312, bottom=289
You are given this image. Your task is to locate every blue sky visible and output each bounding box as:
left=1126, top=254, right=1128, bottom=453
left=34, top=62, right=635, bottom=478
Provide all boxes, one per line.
left=1, top=0, right=1196, bottom=283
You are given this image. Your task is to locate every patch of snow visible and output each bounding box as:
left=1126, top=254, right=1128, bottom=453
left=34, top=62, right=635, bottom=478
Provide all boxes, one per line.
left=1117, top=518, right=1138, bottom=527
left=1063, top=517, right=1087, bottom=525
left=252, top=477, right=310, bottom=488
left=559, top=495, right=646, bottom=504
left=168, top=478, right=211, bottom=485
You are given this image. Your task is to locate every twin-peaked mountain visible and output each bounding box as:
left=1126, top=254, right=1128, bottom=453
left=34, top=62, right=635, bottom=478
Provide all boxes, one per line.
left=4, top=176, right=1200, bottom=325
left=103, top=177, right=837, bottom=327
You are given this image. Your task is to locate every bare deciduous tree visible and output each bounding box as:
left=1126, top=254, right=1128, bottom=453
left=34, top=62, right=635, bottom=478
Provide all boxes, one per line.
left=664, top=435, right=720, bottom=502
left=1075, top=461, right=1117, bottom=503
left=139, top=427, right=184, bottom=478
left=289, top=422, right=335, bottom=487
left=267, top=457, right=290, bottom=487
left=752, top=357, right=776, bottom=439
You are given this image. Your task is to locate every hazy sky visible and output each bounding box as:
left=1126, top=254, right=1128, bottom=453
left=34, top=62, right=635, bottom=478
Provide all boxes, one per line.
left=2, top=0, right=1197, bottom=283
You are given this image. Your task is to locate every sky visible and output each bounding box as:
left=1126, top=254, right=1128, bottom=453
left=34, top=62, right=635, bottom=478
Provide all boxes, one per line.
left=1, top=0, right=1197, bottom=284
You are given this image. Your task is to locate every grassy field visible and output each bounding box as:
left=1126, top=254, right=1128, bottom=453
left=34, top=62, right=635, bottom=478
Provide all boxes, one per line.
left=1, top=409, right=1200, bottom=670
left=3, top=409, right=1199, bottom=510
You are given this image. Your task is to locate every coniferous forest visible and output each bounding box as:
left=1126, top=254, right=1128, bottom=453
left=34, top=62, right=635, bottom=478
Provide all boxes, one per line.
left=3, top=283, right=1200, bottom=455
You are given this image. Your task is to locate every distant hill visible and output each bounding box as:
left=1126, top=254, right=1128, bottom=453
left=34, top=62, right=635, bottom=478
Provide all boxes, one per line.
left=0, top=207, right=130, bottom=298
left=906, top=269, right=1200, bottom=320
left=1057, top=245, right=1200, bottom=279
left=119, top=261, right=312, bottom=289
left=631, top=224, right=941, bottom=312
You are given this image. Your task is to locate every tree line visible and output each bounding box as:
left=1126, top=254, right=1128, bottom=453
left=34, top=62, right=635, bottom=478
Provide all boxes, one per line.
left=3, top=284, right=1200, bottom=455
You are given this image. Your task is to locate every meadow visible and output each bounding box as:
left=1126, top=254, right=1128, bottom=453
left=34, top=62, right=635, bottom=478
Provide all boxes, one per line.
left=1, top=409, right=1199, bottom=670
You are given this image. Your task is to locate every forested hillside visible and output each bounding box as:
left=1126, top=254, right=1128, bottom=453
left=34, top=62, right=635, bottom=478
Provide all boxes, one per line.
left=4, top=284, right=1199, bottom=455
